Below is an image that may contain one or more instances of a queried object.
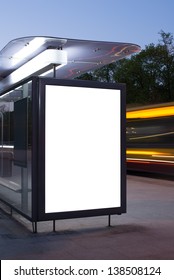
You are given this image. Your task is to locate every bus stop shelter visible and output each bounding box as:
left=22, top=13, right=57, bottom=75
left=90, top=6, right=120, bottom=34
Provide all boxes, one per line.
left=0, top=36, right=140, bottom=232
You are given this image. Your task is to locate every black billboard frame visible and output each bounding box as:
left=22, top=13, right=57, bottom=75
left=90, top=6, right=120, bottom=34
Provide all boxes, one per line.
left=36, top=77, right=126, bottom=227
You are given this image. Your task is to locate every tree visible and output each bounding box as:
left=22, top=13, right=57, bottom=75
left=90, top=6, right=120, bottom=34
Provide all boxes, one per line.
left=157, top=30, right=174, bottom=101
left=158, top=30, right=174, bottom=55
left=114, top=33, right=174, bottom=104
left=77, top=31, right=174, bottom=105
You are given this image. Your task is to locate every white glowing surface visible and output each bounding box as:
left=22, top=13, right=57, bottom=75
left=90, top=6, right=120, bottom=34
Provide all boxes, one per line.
left=45, top=85, right=121, bottom=213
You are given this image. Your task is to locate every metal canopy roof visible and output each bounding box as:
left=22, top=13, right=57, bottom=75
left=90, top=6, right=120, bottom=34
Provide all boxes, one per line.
left=0, top=36, right=140, bottom=91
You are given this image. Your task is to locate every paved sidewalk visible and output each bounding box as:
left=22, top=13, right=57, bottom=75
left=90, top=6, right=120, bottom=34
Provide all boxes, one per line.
left=0, top=175, right=174, bottom=259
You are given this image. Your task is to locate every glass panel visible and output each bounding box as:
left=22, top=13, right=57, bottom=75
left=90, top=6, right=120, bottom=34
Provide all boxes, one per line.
left=0, top=81, right=32, bottom=217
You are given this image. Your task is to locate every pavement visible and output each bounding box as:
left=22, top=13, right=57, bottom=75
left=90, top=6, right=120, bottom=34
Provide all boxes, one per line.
left=0, top=174, right=174, bottom=260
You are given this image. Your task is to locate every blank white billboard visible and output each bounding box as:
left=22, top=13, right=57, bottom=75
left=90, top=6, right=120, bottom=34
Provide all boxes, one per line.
left=45, top=85, right=121, bottom=213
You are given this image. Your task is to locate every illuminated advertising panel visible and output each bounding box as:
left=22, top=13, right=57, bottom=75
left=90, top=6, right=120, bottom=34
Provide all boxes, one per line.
left=38, top=79, right=126, bottom=220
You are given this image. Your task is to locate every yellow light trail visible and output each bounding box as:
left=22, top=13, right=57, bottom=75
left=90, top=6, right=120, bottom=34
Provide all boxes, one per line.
left=126, top=106, right=174, bottom=119
left=126, top=150, right=167, bottom=156
left=127, top=149, right=174, bottom=160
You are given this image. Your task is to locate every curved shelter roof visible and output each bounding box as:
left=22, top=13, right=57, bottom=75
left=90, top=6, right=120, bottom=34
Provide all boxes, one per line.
left=0, top=36, right=140, bottom=92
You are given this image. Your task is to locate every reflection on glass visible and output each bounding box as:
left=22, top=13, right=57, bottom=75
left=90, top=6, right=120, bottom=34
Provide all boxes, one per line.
left=0, top=82, right=32, bottom=217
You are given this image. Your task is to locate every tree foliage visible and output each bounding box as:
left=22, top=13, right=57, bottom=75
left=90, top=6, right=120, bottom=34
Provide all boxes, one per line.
left=77, top=31, right=174, bottom=105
